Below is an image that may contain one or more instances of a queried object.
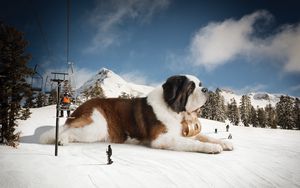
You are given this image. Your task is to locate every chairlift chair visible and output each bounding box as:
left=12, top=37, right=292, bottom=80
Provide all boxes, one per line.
left=31, top=64, right=43, bottom=92
left=44, top=75, right=54, bottom=94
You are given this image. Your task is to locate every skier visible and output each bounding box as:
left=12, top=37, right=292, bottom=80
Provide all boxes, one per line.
left=226, top=124, right=230, bottom=132
left=60, top=92, right=71, bottom=117
left=215, top=128, right=218, bottom=134
left=106, top=145, right=113, bottom=165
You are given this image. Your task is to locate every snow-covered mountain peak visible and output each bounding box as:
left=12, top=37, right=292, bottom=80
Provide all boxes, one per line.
left=219, top=88, right=235, bottom=94
left=220, top=89, right=280, bottom=108
left=95, top=68, right=126, bottom=84
left=77, top=68, right=153, bottom=98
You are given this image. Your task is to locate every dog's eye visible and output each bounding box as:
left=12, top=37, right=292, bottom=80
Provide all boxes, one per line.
left=199, top=82, right=202, bottom=87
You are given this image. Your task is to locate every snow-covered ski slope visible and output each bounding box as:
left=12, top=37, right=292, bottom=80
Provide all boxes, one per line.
left=0, top=105, right=300, bottom=188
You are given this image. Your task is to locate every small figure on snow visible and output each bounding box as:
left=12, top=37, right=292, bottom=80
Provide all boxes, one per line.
left=215, top=128, right=218, bottom=134
left=106, top=145, right=113, bottom=165
left=226, top=124, right=230, bottom=132
left=228, top=133, right=232, bottom=139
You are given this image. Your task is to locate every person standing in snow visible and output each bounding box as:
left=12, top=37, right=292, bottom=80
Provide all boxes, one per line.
left=60, top=92, right=71, bottom=117
left=226, top=124, right=230, bottom=132
left=106, top=145, right=113, bottom=165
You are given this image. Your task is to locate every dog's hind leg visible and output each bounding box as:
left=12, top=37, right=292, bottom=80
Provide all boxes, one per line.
left=61, top=109, right=109, bottom=144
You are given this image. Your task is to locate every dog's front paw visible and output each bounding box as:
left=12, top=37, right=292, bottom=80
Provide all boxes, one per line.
left=202, top=143, right=223, bottom=154
left=219, top=140, right=233, bottom=151
left=58, top=136, right=69, bottom=146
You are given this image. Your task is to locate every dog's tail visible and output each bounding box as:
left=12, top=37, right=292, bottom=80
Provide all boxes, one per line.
left=39, top=126, right=66, bottom=144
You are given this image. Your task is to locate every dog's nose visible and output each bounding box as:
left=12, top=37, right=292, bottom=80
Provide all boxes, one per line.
left=201, top=88, right=208, bottom=93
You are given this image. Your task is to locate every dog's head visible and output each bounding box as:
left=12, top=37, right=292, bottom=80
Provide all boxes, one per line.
left=162, top=75, right=208, bottom=113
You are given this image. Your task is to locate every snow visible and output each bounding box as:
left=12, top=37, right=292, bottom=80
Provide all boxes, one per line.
left=220, top=89, right=281, bottom=108
left=77, top=68, right=153, bottom=98
left=1, top=105, right=300, bottom=187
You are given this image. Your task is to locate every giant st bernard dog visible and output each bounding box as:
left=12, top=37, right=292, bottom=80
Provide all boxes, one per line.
left=40, top=75, right=233, bottom=154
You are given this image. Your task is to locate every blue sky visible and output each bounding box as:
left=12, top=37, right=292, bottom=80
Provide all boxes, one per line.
left=1, top=0, right=300, bottom=96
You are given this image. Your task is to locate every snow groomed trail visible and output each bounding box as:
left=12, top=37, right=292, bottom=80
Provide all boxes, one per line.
left=0, top=105, right=299, bottom=188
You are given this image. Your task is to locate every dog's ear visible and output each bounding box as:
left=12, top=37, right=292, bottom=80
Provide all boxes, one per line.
left=163, top=76, right=192, bottom=113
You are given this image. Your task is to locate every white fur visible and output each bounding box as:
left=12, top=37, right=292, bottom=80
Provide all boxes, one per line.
left=186, top=87, right=207, bottom=112
left=147, top=84, right=222, bottom=154
left=58, top=109, right=109, bottom=145
left=151, top=134, right=223, bottom=153
left=39, top=126, right=61, bottom=144
left=124, top=137, right=141, bottom=145
left=147, top=87, right=182, bottom=136
left=185, top=75, right=208, bottom=112
left=40, top=109, right=109, bottom=145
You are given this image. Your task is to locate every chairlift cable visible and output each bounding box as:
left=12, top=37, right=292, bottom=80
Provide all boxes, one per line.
left=67, top=0, right=70, bottom=65
left=27, top=0, right=61, bottom=91
left=66, top=0, right=78, bottom=104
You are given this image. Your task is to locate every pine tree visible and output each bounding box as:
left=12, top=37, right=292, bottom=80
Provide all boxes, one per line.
left=201, top=89, right=226, bottom=122
left=276, top=96, right=295, bottom=129
left=265, top=104, right=277, bottom=129
left=82, top=87, right=90, bottom=101
left=48, top=89, right=57, bottom=105
left=36, top=92, right=47, bottom=107
left=19, top=107, right=31, bottom=120
left=294, top=98, right=300, bottom=130
left=118, top=92, right=134, bottom=99
left=240, top=95, right=252, bottom=127
left=209, top=92, right=218, bottom=120
left=201, top=91, right=216, bottom=120
left=0, top=22, right=33, bottom=146
left=227, top=98, right=240, bottom=126
left=62, top=80, right=74, bottom=97
left=90, top=81, right=105, bottom=98
left=81, top=81, right=106, bottom=100
left=215, top=89, right=226, bottom=122
left=250, top=106, right=258, bottom=127
left=257, top=108, right=266, bottom=128
left=24, top=90, right=34, bottom=108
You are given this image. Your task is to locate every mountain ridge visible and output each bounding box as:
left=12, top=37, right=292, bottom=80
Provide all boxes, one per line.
left=77, top=68, right=292, bottom=107
left=77, top=68, right=154, bottom=98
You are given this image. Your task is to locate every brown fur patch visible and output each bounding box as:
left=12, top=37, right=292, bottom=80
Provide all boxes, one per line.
left=195, top=134, right=222, bottom=145
left=65, top=97, right=167, bottom=143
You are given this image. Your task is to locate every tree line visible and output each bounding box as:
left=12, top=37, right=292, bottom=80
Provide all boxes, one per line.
left=201, top=89, right=300, bottom=130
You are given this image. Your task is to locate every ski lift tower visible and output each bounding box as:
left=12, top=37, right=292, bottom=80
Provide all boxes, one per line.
left=50, top=72, right=68, bottom=156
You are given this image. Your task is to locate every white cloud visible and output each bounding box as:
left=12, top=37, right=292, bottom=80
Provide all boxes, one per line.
left=73, top=67, right=97, bottom=89
left=263, top=24, right=300, bottom=72
left=234, top=84, right=267, bottom=95
left=289, top=84, right=300, bottom=93
left=121, top=71, right=148, bottom=85
left=85, top=0, right=170, bottom=53
left=188, top=10, right=300, bottom=73
left=121, top=70, right=160, bottom=87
